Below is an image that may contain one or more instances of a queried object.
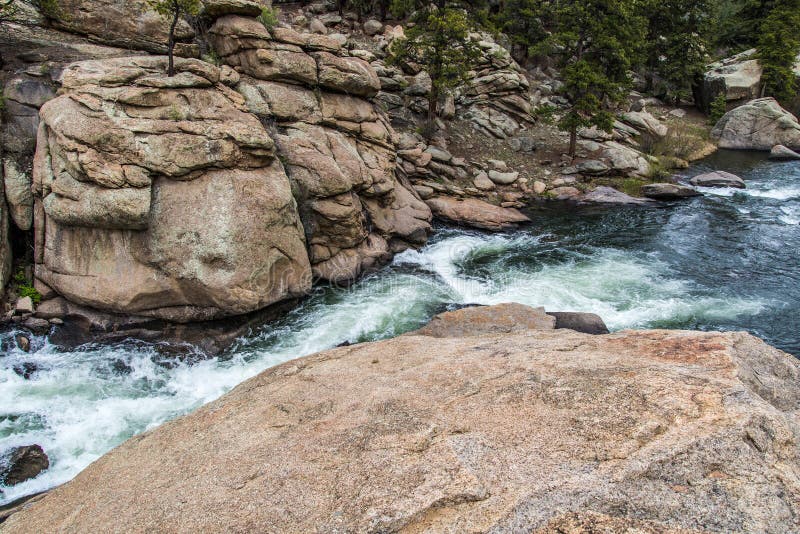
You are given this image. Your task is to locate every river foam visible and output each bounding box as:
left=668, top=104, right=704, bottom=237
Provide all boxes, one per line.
left=1, top=152, right=796, bottom=505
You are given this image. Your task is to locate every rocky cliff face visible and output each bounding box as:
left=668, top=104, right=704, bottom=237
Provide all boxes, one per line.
left=207, top=14, right=431, bottom=283
left=4, top=305, right=799, bottom=532
left=6, top=3, right=432, bottom=321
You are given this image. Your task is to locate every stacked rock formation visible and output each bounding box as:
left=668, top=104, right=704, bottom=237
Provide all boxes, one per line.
left=207, top=13, right=431, bottom=284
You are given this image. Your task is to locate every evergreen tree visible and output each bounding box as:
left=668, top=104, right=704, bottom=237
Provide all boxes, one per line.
left=640, top=0, right=712, bottom=103
left=493, top=0, right=550, bottom=61
left=757, top=0, right=800, bottom=102
left=146, top=0, right=201, bottom=77
left=388, top=6, right=481, bottom=123
left=536, top=0, right=646, bottom=157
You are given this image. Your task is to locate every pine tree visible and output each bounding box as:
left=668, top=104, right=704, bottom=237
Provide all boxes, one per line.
left=388, top=6, right=481, bottom=124
left=758, top=0, right=800, bottom=102
left=536, top=0, right=646, bottom=158
left=146, top=0, right=201, bottom=77
left=640, top=0, right=712, bottom=104
left=493, top=0, right=550, bottom=61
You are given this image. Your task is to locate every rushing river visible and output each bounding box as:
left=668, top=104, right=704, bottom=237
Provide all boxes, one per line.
left=1, top=150, right=798, bottom=503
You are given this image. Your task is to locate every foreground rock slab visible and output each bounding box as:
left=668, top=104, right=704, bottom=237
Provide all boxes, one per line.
left=6, top=315, right=800, bottom=532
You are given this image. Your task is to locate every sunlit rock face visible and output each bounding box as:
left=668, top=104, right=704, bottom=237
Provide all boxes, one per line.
left=209, top=15, right=431, bottom=284
left=33, top=57, right=312, bottom=322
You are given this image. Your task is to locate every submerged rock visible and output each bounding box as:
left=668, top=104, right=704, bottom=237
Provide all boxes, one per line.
left=5, top=306, right=799, bottom=532
left=769, top=144, right=800, bottom=161
left=1, top=445, right=49, bottom=486
left=690, top=171, right=746, bottom=189
left=580, top=186, right=655, bottom=205
left=641, top=183, right=702, bottom=200
left=426, top=196, right=530, bottom=231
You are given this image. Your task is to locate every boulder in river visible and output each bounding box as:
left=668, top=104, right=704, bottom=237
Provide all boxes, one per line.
left=641, top=183, right=702, bottom=200
left=711, top=98, right=800, bottom=151
left=410, top=303, right=555, bottom=338
left=1, top=445, right=49, bottom=486
left=690, top=171, right=746, bottom=189
left=580, top=186, right=655, bottom=205
left=547, top=311, right=610, bottom=335
left=5, top=305, right=800, bottom=532
left=426, top=196, right=530, bottom=231
left=769, top=144, right=800, bottom=161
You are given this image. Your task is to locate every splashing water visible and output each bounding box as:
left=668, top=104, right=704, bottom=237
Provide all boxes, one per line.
left=1, top=150, right=798, bottom=503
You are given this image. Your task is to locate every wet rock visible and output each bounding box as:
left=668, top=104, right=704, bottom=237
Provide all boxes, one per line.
left=14, top=335, right=31, bottom=353
left=690, top=171, right=746, bottom=189
left=547, top=312, right=610, bottom=335
left=23, top=317, right=51, bottom=335
left=411, top=303, right=555, bottom=338
left=711, top=98, right=800, bottom=151
left=13, top=361, right=38, bottom=379
left=769, top=144, right=800, bottom=161
left=581, top=186, right=655, bottom=205
left=641, top=183, right=702, bottom=200
left=6, top=320, right=800, bottom=533
left=426, top=196, right=530, bottom=231
left=1, top=445, right=49, bottom=486
left=533, top=181, right=547, bottom=195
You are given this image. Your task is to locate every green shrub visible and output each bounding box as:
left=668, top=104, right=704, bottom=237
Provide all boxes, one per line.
left=13, top=270, right=42, bottom=306
left=258, top=7, right=279, bottom=30
left=35, top=0, right=62, bottom=20
left=201, top=50, right=220, bottom=66
left=709, top=93, right=728, bottom=125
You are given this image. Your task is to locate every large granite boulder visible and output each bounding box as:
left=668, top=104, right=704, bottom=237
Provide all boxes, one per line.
left=32, top=57, right=312, bottom=321
left=5, top=306, right=800, bottom=532
left=712, top=98, right=800, bottom=151
left=50, top=0, right=196, bottom=54
left=698, top=49, right=800, bottom=111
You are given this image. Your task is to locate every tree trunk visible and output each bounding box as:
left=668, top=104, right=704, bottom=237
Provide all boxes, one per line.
left=568, top=127, right=577, bottom=159
left=428, top=85, right=439, bottom=125
left=168, top=8, right=179, bottom=77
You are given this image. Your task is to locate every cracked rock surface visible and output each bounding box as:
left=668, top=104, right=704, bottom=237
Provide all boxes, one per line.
left=4, top=305, right=800, bottom=532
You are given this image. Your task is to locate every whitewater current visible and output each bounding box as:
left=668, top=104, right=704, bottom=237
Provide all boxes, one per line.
left=1, top=150, right=798, bottom=503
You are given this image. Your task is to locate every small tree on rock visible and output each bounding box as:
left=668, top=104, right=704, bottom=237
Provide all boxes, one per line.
left=758, top=0, right=800, bottom=103
left=388, top=6, right=481, bottom=124
left=146, top=0, right=201, bottom=77
left=536, top=0, right=646, bottom=158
